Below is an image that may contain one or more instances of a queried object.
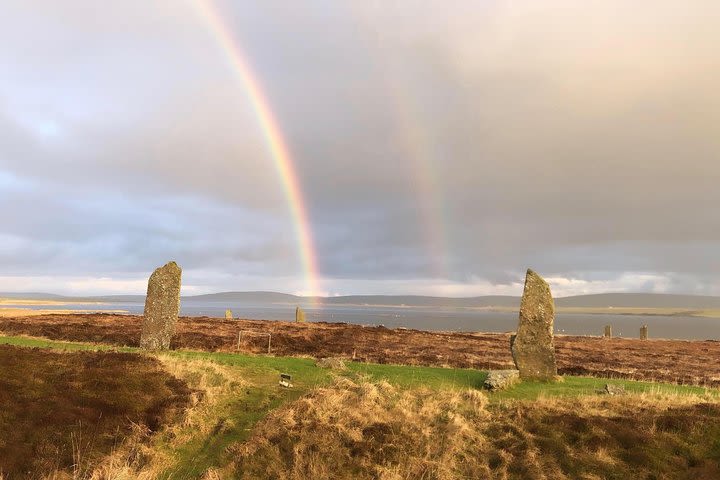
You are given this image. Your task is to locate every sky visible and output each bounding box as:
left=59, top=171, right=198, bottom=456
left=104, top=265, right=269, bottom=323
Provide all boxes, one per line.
left=1, top=0, right=719, bottom=297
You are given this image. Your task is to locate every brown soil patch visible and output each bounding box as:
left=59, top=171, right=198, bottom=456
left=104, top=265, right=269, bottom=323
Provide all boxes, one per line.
left=2, top=313, right=720, bottom=386
left=0, top=345, right=192, bottom=479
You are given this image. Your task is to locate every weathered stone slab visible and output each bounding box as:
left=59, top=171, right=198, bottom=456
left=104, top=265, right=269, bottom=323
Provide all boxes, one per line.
left=483, top=370, right=520, bottom=391
left=603, top=383, right=626, bottom=396
left=295, top=306, right=306, bottom=323
left=225, top=309, right=233, bottom=320
left=511, top=269, right=558, bottom=381
left=604, top=325, right=612, bottom=338
left=140, top=261, right=182, bottom=350
left=316, top=357, right=348, bottom=370
left=640, top=324, right=648, bottom=340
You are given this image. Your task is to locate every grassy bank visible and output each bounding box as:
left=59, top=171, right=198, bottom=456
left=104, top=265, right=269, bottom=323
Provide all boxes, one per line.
left=233, top=378, right=720, bottom=479
left=0, top=344, right=191, bottom=478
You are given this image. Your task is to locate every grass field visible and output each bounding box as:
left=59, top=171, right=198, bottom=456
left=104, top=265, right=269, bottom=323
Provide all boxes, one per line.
left=2, top=334, right=711, bottom=399
left=2, top=333, right=720, bottom=478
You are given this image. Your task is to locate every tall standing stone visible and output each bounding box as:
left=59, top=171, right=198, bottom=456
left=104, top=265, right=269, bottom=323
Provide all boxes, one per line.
left=640, top=324, right=648, bottom=340
left=295, top=306, right=306, bottom=323
left=604, top=325, right=612, bottom=338
left=511, top=269, right=558, bottom=381
left=225, top=309, right=233, bottom=320
left=140, top=261, right=182, bottom=350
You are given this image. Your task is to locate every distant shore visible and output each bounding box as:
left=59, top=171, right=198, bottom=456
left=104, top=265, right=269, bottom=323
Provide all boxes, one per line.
left=0, top=308, right=128, bottom=317
left=0, top=298, right=107, bottom=306
left=307, top=303, right=720, bottom=319
left=2, top=295, right=720, bottom=319
left=473, top=305, right=720, bottom=319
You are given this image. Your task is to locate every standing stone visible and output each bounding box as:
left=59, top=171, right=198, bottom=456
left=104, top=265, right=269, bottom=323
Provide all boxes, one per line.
left=295, top=306, right=306, bottom=323
left=604, top=325, right=612, bottom=338
left=140, top=261, right=182, bottom=350
left=511, top=269, right=558, bottom=381
left=640, top=324, right=648, bottom=340
left=225, top=309, right=233, bottom=320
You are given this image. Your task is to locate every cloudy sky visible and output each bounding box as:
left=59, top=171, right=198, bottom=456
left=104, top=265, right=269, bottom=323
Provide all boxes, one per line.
left=1, top=0, right=719, bottom=297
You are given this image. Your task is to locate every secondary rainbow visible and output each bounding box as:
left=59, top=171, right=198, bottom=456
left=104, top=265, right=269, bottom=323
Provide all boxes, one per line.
left=347, top=4, right=451, bottom=282
left=192, top=1, right=321, bottom=297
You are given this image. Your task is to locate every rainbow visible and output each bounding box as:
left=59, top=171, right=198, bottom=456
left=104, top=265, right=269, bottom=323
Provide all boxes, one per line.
left=192, top=1, right=321, bottom=297
left=389, top=82, right=450, bottom=281
left=347, top=4, right=451, bottom=281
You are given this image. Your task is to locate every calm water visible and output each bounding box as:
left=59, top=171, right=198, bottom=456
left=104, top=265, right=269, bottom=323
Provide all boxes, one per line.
left=9, top=301, right=719, bottom=340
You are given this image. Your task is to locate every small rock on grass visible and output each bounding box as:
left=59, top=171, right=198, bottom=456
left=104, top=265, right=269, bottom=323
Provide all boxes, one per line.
left=316, top=357, right=348, bottom=370
left=598, top=383, right=626, bottom=396
left=483, top=370, right=520, bottom=391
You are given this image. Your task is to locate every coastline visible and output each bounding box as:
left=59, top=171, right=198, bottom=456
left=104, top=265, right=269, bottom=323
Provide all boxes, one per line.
left=0, top=308, right=129, bottom=317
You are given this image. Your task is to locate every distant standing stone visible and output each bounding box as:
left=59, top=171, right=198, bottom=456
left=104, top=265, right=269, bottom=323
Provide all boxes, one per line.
left=640, top=324, right=648, bottom=340
left=295, top=306, right=306, bottom=323
left=140, top=261, right=182, bottom=350
left=225, top=309, right=233, bottom=320
left=511, top=269, right=558, bottom=381
left=604, top=325, right=612, bottom=338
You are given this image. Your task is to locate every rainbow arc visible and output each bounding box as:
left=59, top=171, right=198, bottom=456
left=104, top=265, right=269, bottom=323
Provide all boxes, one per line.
left=193, top=1, right=321, bottom=297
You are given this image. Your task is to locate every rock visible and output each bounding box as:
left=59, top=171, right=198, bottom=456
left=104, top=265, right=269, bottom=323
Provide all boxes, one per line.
left=604, top=325, right=612, bottom=338
left=483, top=370, right=520, bottom=391
left=511, top=269, right=558, bottom=381
left=603, top=383, right=626, bottom=396
left=140, top=261, right=182, bottom=350
left=225, top=309, right=233, bottom=320
left=640, top=324, right=648, bottom=340
left=316, top=357, right=347, bottom=370
left=296, top=306, right=306, bottom=323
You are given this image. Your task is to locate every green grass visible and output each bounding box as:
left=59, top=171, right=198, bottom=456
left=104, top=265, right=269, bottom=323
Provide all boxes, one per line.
left=0, top=334, right=129, bottom=351
left=0, top=335, right=485, bottom=391
left=167, top=350, right=333, bottom=389
left=1, top=334, right=714, bottom=398
left=491, top=376, right=716, bottom=401
left=346, top=362, right=488, bottom=390
left=152, top=355, right=320, bottom=480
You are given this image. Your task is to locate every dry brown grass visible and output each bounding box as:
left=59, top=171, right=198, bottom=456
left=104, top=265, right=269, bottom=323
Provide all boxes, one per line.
left=0, top=345, right=191, bottom=480
left=232, top=378, right=490, bottom=479
left=58, top=356, right=247, bottom=480
left=231, top=381, right=720, bottom=480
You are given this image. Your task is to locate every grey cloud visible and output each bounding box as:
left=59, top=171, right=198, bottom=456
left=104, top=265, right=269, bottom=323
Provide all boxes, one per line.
left=1, top=0, right=719, bottom=294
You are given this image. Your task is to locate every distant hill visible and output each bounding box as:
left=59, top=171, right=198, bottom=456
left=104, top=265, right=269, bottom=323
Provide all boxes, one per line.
left=0, top=292, right=65, bottom=299
left=318, top=295, right=520, bottom=307
left=186, top=291, right=300, bottom=303
left=554, top=293, right=720, bottom=309
left=79, top=295, right=146, bottom=303
left=3, top=291, right=720, bottom=309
